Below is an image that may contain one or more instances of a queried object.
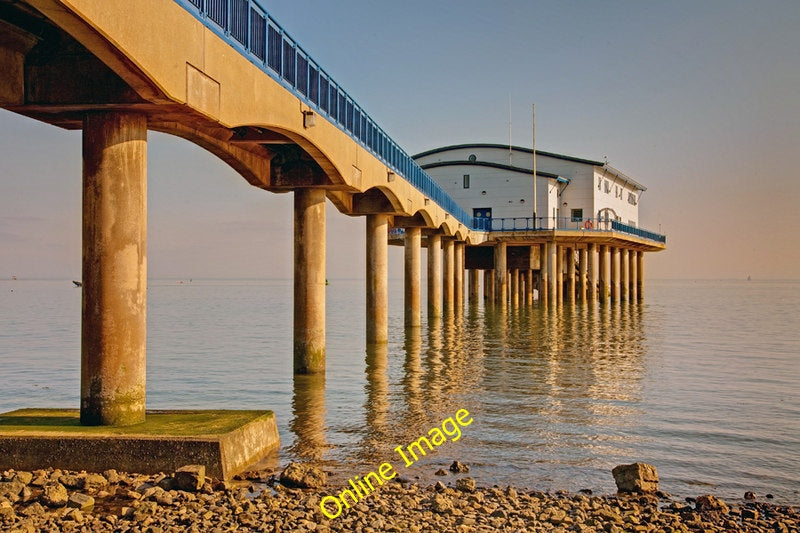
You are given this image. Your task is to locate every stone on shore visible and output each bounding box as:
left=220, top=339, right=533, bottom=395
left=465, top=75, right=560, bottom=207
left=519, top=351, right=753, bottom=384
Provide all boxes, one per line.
left=41, top=482, right=69, bottom=507
left=695, top=494, right=729, bottom=515
left=449, top=461, right=469, bottom=473
left=173, top=465, right=205, bottom=492
left=612, top=462, right=659, bottom=493
left=456, top=477, right=476, bottom=493
left=279, top=462, right=326, bottom=489
left=67, top=492, right=95, bottom=512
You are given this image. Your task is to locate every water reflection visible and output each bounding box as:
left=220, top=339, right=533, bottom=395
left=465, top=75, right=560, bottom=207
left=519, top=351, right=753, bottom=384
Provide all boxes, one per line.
left=288, top=373, right=328, bottom=461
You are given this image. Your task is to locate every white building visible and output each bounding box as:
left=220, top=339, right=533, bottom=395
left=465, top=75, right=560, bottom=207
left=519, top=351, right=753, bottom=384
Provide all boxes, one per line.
left=414, top=144, right=646, bottom=231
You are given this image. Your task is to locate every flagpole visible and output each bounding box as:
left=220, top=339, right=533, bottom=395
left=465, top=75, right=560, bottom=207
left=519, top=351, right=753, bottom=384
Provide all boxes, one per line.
left=532, top=103, right=537, bottom=229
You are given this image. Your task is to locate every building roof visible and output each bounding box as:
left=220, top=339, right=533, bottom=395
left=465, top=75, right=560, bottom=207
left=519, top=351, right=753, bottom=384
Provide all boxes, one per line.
left=419, top=159, right=566, bottom=182
left=413, top=143, right=646, bottom=191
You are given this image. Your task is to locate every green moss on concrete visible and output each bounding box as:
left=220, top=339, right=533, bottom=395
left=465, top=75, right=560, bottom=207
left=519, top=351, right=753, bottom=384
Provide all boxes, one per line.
left=0, top=409, right=274, bottom=437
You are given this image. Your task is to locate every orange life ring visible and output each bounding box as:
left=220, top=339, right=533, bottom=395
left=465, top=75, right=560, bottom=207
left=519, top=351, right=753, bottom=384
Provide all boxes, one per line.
left=584, top=220, right=594, bottom=229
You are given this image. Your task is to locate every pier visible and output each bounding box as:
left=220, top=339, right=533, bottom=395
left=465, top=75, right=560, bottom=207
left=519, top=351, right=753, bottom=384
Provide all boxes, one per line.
left=0, top=0, right=664, bottom=477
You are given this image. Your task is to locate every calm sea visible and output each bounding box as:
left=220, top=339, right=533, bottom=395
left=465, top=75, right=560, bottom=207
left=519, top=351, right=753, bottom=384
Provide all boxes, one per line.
left=1, top=278, right=798, bottom=504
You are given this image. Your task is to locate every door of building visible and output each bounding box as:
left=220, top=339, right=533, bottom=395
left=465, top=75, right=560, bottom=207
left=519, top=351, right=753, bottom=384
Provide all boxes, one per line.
left=473, top=208, right=492, bottom=230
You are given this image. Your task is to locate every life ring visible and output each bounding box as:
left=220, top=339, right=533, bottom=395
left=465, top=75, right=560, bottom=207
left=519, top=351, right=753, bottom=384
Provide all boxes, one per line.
left=584, top=220, right=594, bottom=229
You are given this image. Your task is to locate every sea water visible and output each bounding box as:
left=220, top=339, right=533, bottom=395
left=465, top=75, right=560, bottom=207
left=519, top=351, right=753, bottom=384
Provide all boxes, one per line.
left=1, top=278, right=798, bottom=504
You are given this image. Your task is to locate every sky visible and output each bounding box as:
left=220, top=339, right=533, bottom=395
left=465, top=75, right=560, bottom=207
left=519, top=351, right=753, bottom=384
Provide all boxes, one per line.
left=2, top=0, right=799, bottom=280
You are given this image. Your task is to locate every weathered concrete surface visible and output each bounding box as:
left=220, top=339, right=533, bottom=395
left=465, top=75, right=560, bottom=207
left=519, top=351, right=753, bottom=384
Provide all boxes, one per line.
left=427, top=234, right=442, bottom=319
left=293, top=188, right=326, bottom=374
left=404, top=227, right=421, bottom=328
left=81, top=111, right=147, bottom=427
left=493, top=242, right=507, bottom=305
left=366, top=214, right=389, bottom=344
left=0, top=409, right=279, bottom=480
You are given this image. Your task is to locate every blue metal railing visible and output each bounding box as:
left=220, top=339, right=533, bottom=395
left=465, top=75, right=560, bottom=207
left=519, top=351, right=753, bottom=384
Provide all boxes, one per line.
left=175, top=0, right=473, bottom=227
left=473, top=216, right=666, bottom=243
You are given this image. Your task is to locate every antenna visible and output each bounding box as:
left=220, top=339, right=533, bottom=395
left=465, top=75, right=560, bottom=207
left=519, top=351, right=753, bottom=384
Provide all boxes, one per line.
left=508, top=94, right=513, bottom=166
left=532, top=103, right=537, bottom=227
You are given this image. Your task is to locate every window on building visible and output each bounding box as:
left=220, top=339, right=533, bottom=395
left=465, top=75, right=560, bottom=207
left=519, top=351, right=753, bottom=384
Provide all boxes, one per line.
left=463, top=174, right=470, bottom=188
left=604, top=180, right=611, bottom=193
left=571, top=208, right=583, bottom=222
left=628, top=192, right=638, bottom=205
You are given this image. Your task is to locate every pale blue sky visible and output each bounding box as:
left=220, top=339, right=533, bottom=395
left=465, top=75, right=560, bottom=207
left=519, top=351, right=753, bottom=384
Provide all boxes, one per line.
left=2, top=0, right=799, bottom=279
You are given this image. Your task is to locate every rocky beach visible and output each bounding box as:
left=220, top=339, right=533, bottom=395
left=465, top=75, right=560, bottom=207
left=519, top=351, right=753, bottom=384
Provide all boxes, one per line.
left=1, top=464, right=797, bottom=532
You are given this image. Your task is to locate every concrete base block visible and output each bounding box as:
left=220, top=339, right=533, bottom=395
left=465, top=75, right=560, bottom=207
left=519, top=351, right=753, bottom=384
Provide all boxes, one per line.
left=0, top=409, right=280, bottom=480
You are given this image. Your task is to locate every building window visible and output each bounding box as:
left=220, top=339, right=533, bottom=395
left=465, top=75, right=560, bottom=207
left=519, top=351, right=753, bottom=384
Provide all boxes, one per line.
left=463, top=174, right=470, bottom=188
left=628, top=192, right=638, bottom=205
left=604, top=180, right=611, bottom=193
left=571, top=209, right=583, bottom=222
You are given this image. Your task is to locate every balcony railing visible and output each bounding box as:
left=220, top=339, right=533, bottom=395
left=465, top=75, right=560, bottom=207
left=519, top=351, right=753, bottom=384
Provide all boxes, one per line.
left=473, top=217, right=666, bottom=243
left=175, top=0, right=473, bottom=227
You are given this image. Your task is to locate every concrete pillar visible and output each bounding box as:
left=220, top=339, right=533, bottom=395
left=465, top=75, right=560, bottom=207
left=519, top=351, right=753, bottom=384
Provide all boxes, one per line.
left=567, top=247, right=576, bottom=305
left=556, top=245, right=564, bottom=304
left=587, top=243, right=597, bottom=304
left=427, top=234, right=442, bottom=318
left=539, top=243, right=548, bottom=305
left=404, top=226, right=421, bottom=328
left=494, top=242, right=507, bottom=305
left=485, top=269, right=495, bottom=303
left=524, top=270, right=534, bottom=305
left=620, top=248, right=629, bottom=302
left=610, top=246, right=620, bottom=303
left=599, top=245, right=609, bottom=303
left=510, top=269, right=519, bottom=306
left=547, top=242, right=557, bottom=304
left=579, top=248, right=588, bottom=302
left=469, top=269, right=480, bottom=304
left=628, top=250, right=636, bottom=302
left=81, top=111, right=147, bottom=426
left=366, top=214, right=389, bottom=344
left=442, top=238, right=454, bottom=313
left=454, top=242, right=464, bottom=312
left=293, top=188, right=326, bottom=375
left=637, top=251, right=645, bottom=301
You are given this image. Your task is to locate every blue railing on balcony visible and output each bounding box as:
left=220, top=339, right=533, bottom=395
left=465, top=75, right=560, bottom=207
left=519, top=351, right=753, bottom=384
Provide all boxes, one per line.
left=175, top=0, right=474, bottom=227
left=473, top=217, right=666, bottom=243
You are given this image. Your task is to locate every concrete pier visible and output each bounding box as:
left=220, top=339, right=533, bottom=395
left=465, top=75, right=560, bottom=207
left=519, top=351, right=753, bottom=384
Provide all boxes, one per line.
left=620, top=248, right=629, bottom=302
left=599, top=245, right=609, bottom=303
left=637, top=251, right=645, bottom=301
left=579, top=248, right=588, bottom=302
left=548, top=242, right=557, bottom=304
left=539, top=243, right=548, bottom=305
left=454, top=242, right=464, bottom=312
left=485, top=269, right=495, bottom=303
left=81, top=112, right=147, bottom=426
left=404, top=226, right=421, bottom=328
left=567, top=247, right=576, bottom=305
left=611, top=246, right=620, bottom=303
left=293, top=188, right=326, bottom=374
left=442, top=238, right=455, bottom=313
left=494, top=242, right=507, bottom=305
left=510, top=268, right=519, bottom=306
left=469, top=269, right=480, bottom=304
left=587, top=243, right=597, bottom=304
left=629, top=249, right=637, bottom=302
left=366, top=214, right=389, bottom=344
left=427, top=234, right=442, bottom=319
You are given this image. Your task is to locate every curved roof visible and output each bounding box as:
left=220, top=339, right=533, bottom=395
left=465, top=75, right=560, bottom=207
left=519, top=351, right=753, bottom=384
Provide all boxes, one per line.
left=419, top=159, right=565, bottom=182
left=413, top=143, right=605, bottom=166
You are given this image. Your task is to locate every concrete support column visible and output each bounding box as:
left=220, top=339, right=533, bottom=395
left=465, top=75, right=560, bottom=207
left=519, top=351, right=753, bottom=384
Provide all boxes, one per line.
left=81, top=111, right=147, bottom=426
left=629, top=249, right=637, bottom=302
left=293, top=188, right=326, bottom=375
left=442, top=238, right=455, bottom=313
left=524, top=270, right=534, bottom=305
left=579, top=248, right=588, bottom=302
left=567, top=247, right=576, bottom=305
left=404, top=226, right=421, bottom=328
left=556, top=245, right=564, bottom=304
left=485, top=269, right=495, bottom=303
left=547, top=242, right=557, bottom=304
left=454, top=242, right=464, bottom=312
left=620, top=248, right=629, bottom=302
left=587, top=243, right=597, bottom=304
left=427, top=234, right=442, bottom=318
left=366, top=214, right=389, bottom=344
left=510, top=269, right=519, bottom=306
left=599, top=245, right=609, bottom=303
left=637, top=251, right=645, bottom=301
left=469, top=269, right=480, bottom=304
left=539, top=243, right=548, bottom=305
left=494, top=242, right=507, bottom=305
left=610, top=246, right=620, bottom=303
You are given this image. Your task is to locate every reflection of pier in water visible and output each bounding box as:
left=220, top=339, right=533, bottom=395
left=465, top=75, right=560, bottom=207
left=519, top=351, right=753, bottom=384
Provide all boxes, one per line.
left=287, top=300, right=647, bottom=480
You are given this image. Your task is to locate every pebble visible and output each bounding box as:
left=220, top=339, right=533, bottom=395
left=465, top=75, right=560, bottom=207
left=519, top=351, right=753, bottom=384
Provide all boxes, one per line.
left=0, top=466, right=797, bottom=533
